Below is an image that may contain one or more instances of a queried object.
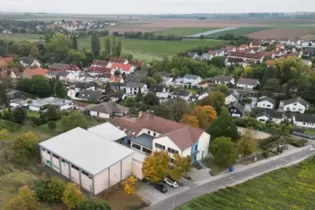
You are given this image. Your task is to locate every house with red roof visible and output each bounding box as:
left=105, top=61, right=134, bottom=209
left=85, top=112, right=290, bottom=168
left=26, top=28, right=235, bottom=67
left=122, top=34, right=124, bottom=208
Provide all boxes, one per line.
left=87, top=66, right=111, bottom=76
left=109, top=57, right=128, bottom=64
left=23, top=68, right=48, bottom=78
left=238, top=44, right=249, bottom=51
left=110, top=62, right=135, bottom=75
left=109, top=75, right=124, bottom=83
left=110, top=112, right=210, bottom=162
left=48, top=63, right=81, bottom=72
left=91, top=59, right=108, bottom=67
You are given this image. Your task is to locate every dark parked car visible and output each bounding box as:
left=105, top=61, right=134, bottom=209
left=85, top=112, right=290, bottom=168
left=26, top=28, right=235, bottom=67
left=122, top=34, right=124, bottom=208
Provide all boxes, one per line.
left=153, top=183, right=168, bottom=193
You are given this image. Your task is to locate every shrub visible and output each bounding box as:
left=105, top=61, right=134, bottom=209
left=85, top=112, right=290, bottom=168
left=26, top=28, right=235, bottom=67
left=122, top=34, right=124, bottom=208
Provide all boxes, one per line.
left=34, top=177, right=66, bottom=203
left=262, top=151, right=271, bottom=158
left=48, top=121, right=57, bottom=130
left=288, top=139, right=307, bottom=148
left=259, top=134, right=281, bottom=148
left=78, top=198, right=111, bottom=210
left=62, top=183, right=85, bottom=210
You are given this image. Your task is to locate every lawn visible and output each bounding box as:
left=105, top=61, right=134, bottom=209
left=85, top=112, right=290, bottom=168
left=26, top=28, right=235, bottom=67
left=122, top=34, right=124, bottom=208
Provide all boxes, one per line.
left=176, top=157, right=315, bottom=210
left=0, top=33, right=44, bottom=42
left=78, top=37, right=225, bottom=60
left=154, top=28, right=219, bottom=36
left=304, top=129, right=315, bottom=136
left=207, top=26, right=272, bottom=38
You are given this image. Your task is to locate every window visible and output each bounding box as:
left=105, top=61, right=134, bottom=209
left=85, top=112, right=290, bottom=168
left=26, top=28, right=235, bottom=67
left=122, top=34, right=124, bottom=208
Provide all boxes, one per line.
left=142, top=147, right=152, bottom=155
left=52, top=154, right=59, bottom=159
left=267, top=105, right=271, bottom=108
left=303, top=122, right=306, bottom=125
left=61, top=159, right=66, bottom=163
left=155, top=143, right=165, bottom=150
left=82, top=171, right=92, bottom=179
left=72, top=165, right=79, bottom=170
left=148, top=131, right=151, bottom=135
left=168, top=148, right=179, bottom=154
left=131, top=143, right=141, bottom=151
left=47, top=151, right=51, bottom=154
left=153, top=133, right=156, bottom=137
left=42, top=148, right=46, bottom=152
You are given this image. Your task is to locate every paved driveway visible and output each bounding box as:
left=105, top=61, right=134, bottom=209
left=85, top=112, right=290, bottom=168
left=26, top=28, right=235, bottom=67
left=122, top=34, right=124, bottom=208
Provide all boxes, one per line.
left=137, top=182, right=189, bottom=205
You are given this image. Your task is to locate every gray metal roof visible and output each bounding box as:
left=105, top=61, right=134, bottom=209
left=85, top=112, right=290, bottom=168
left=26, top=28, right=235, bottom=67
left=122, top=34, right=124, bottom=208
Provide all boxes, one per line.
left=88, top=122, right=127, bottom=142
left=39, top=127, right=134, bottom=175
left=130, top=134, right=154, bottom=149
left=183, top=74, right=200, bottom=80
left=284, top=96, right=310, bottom=107
left=30, top=97, right=72, bottom=108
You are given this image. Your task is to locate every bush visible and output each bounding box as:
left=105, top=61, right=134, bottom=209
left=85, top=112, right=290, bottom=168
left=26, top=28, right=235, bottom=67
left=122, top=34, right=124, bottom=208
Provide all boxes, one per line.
left=34, top=177, right=66, bottom=203
left=48, top=121, right=57, bottom=130
left=288, top=139, right=307, bottom=148
left=259, top=134, right=281, bottom=148
left=78, top=198, right=111, bottom=210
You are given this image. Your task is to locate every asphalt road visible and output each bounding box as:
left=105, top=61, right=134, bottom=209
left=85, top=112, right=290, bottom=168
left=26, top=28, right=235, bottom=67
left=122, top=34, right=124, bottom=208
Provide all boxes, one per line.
left=187, top=27, right=237, bottom=38
left=147, top=148, right=315, bottom=210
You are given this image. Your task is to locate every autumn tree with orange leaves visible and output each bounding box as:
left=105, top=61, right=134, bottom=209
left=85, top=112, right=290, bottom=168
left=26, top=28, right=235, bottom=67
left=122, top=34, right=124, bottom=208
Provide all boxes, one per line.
left=142, top=151, right=170, bottom=183
left=191, top=106, right=217, bottom=130
left=180, top=114, right=199, bottom=128
left=121, top=176, right=137, bottom=194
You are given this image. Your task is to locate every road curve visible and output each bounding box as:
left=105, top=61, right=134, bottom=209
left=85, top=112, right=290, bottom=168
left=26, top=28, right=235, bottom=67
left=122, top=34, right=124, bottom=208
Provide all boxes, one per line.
left=147, top=148, right=315, bottom=210
left=187, top=27, right=237, bottom=38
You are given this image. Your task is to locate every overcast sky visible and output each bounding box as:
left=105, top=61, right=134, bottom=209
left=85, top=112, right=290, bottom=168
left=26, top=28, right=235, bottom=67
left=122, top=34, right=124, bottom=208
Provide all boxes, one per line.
left=2, top=0, right=315, bottom=14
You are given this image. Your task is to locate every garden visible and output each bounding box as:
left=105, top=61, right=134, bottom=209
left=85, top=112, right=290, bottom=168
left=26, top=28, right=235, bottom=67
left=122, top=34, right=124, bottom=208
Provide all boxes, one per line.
left=176, top=156, right=315, bottom=210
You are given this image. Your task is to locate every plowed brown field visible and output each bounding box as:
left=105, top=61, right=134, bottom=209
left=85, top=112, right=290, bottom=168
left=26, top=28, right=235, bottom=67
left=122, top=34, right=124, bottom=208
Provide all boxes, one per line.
left=248, top=28, right=315, bottom=39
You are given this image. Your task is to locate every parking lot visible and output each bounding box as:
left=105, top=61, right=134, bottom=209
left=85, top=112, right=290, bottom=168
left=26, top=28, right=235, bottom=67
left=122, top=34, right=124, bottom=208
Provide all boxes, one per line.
left=137, top=181, right=190, bottom=205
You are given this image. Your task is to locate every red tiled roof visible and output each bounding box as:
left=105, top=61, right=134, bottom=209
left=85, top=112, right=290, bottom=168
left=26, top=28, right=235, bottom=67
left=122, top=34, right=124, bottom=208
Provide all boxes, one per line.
left=1, top=57, right=14, bottom=62
left=88, top=66, right=111, bottom=74
left=23, top=68, right=48, bottom=78
left=111, top=63, right=132, bottom=72
left=49, top=63, right=80, bottom=71
left=109, top=75, right=123, bottom=83
left=239, top=44, right=249, bottom=48
left=229, top=52, right=264, bottom=60
left=92, top=59, right=108, bottom=66
left=109, top=57, right=127, bottom=63
left=110, top=112, right=204, bottom=150
left=208, top=50, right=218, bottom=56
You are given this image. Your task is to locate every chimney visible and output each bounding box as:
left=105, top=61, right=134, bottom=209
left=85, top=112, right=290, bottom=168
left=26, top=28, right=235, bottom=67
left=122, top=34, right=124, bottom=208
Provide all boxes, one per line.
left=138, top=111, right=143, bottom=119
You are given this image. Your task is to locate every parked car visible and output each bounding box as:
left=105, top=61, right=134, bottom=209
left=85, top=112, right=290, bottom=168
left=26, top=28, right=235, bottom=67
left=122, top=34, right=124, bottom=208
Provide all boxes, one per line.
left=164, top=177, right=179, bottom=188
left=153, top=183, right=168, bottom=193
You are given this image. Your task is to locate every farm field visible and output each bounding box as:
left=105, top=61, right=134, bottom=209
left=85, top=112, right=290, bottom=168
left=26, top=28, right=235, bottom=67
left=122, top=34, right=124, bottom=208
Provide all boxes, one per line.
left=0, top=33, right=44, bottom=42
left=176, top=157, right=315, bottom=210
left=207, top=26, right=272, bottom=37
left=154, top=27, right=218, bottom=36
left=248, top=27, right=315, bottom=39
left=78, top=37, right=225, bottom=60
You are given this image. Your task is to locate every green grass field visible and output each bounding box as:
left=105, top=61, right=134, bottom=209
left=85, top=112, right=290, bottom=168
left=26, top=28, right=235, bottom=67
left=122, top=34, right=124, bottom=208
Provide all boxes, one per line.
left=79, top=37, right=225, bottom=60
left=176, top=157, right=315, bottom=210
left=0, top=33, right=44, bottom=42
left=154, top=28, right=219, bottom=36
left=207, top=26, right=271, bottom=38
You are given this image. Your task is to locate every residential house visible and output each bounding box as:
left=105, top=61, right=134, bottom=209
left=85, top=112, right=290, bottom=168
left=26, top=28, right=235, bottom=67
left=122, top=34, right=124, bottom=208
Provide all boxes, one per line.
left=19, top=57, right=41, bottom=68
left=150, top=85, right=169, bottom=99
left=256, top=96, right=276, bottom=109
left=125, top=82, right=147, bottom=95
left=227, top=52, right=264, bottom=63
left=88, top=102, right=129, bottom=119
left=225, top=57, right=246, bottom=66
left=238, top=44, right=249, bottom=51
left=57, top=71, right=79, bottom=82
left=212, top=75, right=235, bottom=85
left=110, top=63, right=134, bottom=75
left=87, top=66, right=111, bottom=76
left=76, top=90, right=106, bottom=103
left=108, top=91, right=125, bottom=102
left=29, top=97, right=73, bottom=112
left=159, top=72, right=173, bottom=83
left=39, top=127, right=136, bottom=195
left=279, top=97, right=310, bottom=114
left=302, top=50, right=312, bottom=58
left=292, top=114, right=315, bottom=129
left=225, top=90, right=239, bottom=105
left=201, top=53, right=214, bottom=61
left=171, top=89, right=191, bottom=101
left=187, top=52, right=199, bottom=59
left=109, top=57, right=128, bottom=64
left=0, top=57, right=13, bottom=68
left=0, top=69, right=18, bottom=79
left=223, top=45, right=237, bottom=52
left=109, top=75, right=124, bottom=83
left=88, top=122, right=127, bottom=144
left=6, top=89, right=31, bottom=108
left=198, top=89, right=212, bottom=101
left=110, top=112, right=210, bottom=162
left=227, top=101, right=244, bottom=118
left=90, top=59, right=108, bottom=67
left=22, top=68, right=48, bottom=78
left=125, top=71, right=148, bottom=82
left=183, top=74, right=202, bottom=86
left=48, top=63, right=81, bottom=73
left=74, top=82, right=95, bottom=92
left=250, top=40, right=262, bottom=48
left=256, top=109, right=284, bottom=124
left=236, top=78, right=260, bottom=90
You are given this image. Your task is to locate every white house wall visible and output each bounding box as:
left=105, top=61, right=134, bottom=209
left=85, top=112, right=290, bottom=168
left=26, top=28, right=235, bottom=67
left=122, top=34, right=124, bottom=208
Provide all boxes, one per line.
left=153, top=136, right=182, bottom=159
left=197, top=132, right=210, bottom=160
left=94, top=168, right=109, bottom=195
left=70, top=166, right=80, bottom=185
left=137, top=128, right=160, bottom=138
left=109, top=161, right=121, bottom=187
left=121, top=155, right=133, bottom=180
left=257, top=101, right=274, bottom=109
left=295, top=121, right=315, bottom=129
left=29, top=106, right=40, bottom=112
left=52, top=155, right=60, bottom=173
left=284, top=103, right=306, bottom=114
left=90, top=111, right=110, bottom=119
left=131, top=159, right=144, bottom=180
left=61, top=161, right=70, bottom=178
left=225, top=95, right=237, bottom=105
left=81, top=174, right=93, bottom=193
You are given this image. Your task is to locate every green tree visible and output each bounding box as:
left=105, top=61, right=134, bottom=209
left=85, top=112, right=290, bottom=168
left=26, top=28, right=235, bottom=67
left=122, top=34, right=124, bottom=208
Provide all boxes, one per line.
left=45, top=105, right=60, bottom=121
left=58, top=112, right=88, bottom=132
left=263, top=78, right=282, bottom=93
left=210, top=137, right=238, bottom=167
left=216, top=84, right=228, bottom=94
left=238, top=134, right=256, bottom=159
left=207, top=107, right=240, bottom=142
left=12, top=107, right=26, bottom=124
left=153, top=103, right=173, bottom=120
left=34, top=177, right=66, bottom=202
left=142, top=151, right=170, bottom=183
left=17, top=76, right=53, bottom=98
left=5, top=186, right=39, bottom=210
left=78, top=199, right=111, bottom=210
left=103, top=37, right=111, bottom=58
left=48, top=33, right=71, bottom=61
left=112, top=36, right=116, bottom=56
left=143, top=92, right=159, bottom=106
left=63, top=183, right=85, bottom=210
left=198, top=91, right=225, bottom=114
left=0, top=79, right=11, bottom=114
left=66, top=50, right=86, bottom=67
left=116, top=39, right=122, bottom=57
left=54, top=80, right=67, bottom=98
left=12, top=131, right=39, bottom=162
left=71, top=35, right=78, bottom=50
left=169, top=154, right=192, bottom=181
left=91, top=34, right=100, bottom=57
